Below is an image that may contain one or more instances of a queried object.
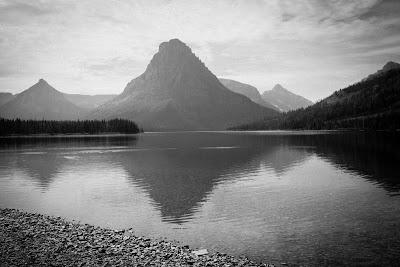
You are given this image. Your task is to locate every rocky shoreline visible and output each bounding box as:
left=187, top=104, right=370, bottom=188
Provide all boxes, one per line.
left=0, top=209, right=272, bottom=266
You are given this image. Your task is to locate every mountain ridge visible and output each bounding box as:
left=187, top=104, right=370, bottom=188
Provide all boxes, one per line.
left=218, top=78, right=279, bottom=111
left=233, top=61, right=400, bottom=130
left=363, top=61, right=400, bottom=81
left=262, top=84, right=313, bottom=112
left=89, top=39, right=277, bottom=130
left=0, top=79, right=86, bottom=120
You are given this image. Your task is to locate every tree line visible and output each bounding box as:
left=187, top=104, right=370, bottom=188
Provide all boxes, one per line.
left=0, top=118, right=142, bottom=135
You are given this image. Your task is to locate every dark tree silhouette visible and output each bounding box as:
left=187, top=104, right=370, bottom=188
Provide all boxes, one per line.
left=0, top=119, right=141, bottom=135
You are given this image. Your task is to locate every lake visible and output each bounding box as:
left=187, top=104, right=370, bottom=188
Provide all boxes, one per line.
left=0, top=131, right=399, bottom=266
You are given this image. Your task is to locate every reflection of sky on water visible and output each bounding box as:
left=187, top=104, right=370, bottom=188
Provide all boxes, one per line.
left=0, top=131, right=399, bottom=266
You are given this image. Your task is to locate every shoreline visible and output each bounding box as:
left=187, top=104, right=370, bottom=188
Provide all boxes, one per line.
left=0, top=208, right=271, bottom=266
left=0, top=133, right=140, bottom=138
left=1, top=129, right=398, bottom=138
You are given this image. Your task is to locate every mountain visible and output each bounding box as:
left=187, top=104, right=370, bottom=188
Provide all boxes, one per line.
left=364, top=61, right=400, bottom=81
left=233, top=62, right=400, bottom=130
left=64, top=94, right=116, bottom=109
left=0, top=79, right=86, bottom=120
left=262, top=84, right=313, bottom=112
left=218, top=78, right=279, bottom=111
left=0, top=92, right=14, bottom=107
left=90, top=39, right=277, bottom=130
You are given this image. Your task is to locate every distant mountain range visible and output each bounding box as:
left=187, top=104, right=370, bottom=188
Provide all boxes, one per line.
left=233, top=61, right=400, bottom=130
left=1, top=39, right=398, bottom=131
left=262, top=84, right=313, bottom=112
left=0, top=81, right=117, bottom=120
left=64, top=94, right=116, bottom=109
left=219, top=79, right=312, bottom=112
left=0, top=40, right=278, bottom=130
left=218, top=78, right=278, bottom=110
left=89, top=39, right=277, bottom=130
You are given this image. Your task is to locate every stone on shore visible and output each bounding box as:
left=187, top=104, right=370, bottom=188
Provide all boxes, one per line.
left=0, top=208, right=273, bottom=266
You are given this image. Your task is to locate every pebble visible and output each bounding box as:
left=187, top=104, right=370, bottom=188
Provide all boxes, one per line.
left=193, top=249, right=208, bottom=256
left=0, top=208, right=271, bottom=266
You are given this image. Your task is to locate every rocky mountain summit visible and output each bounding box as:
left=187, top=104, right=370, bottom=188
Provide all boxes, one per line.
left=90, top=39, right=277, bottom=130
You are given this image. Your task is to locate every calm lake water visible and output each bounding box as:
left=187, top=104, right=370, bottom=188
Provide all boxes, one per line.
left=0, top=131, right=399, bottom=266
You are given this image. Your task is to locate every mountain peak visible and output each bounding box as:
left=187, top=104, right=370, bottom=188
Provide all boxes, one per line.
left=272, top=84, right=287, bottom=92
left=29, top=79, right=55, bottom=93
left=219, top=78, right=279, bottom=111
left=120, top=39, right=207, bottom=98
left=0, top=79, right=84, bottom=120
left=263, top=84, right=313, bottom=112
left=158, top=38, right=191, bottom=54
left=382, top=61, right=400, bottom=72
left=37, top=78, right=48, bottom=85
left=18, top=79, right=65, bottom=99
left=92, top=39, right=275, bottom=130
left=363, top=61, right=400, bottom=81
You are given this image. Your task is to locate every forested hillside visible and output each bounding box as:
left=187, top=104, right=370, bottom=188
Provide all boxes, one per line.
left=233, top=68, right=400, bottom=130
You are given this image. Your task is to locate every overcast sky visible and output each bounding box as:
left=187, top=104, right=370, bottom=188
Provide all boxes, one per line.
left=1, top=0, right=399, bottom=101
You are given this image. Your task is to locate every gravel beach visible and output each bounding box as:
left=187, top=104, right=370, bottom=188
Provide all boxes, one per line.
left=0, top=209, right=272, bottom=266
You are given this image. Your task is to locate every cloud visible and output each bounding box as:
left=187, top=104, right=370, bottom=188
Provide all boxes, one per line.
left=0, top=0, right=398, bottom=100
left=83, top=57, right=146, bottom=76
left=0, top=0, right=70, bottom=25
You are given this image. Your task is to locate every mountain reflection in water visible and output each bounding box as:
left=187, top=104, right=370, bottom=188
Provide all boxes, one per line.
left=0, top=131, right=399, bottom=266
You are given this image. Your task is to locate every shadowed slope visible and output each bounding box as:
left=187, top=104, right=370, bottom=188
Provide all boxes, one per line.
left=219, top=78, right=278, bottom=110
left=90, top=39, right=277, bottom=130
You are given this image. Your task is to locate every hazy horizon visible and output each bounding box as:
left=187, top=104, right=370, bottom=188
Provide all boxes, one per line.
left=1, top=0, right=400, bottom=101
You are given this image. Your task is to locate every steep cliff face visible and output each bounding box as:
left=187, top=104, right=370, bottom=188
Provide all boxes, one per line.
left=90, top=39, right=277, bottom=130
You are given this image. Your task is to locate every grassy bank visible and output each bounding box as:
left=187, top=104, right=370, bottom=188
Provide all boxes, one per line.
left=0, top=209, right=271, bottom=266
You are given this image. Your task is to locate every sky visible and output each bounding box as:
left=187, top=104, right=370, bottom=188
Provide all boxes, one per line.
left=0, top=0, right=399, bottom=101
